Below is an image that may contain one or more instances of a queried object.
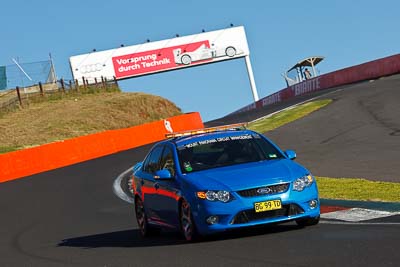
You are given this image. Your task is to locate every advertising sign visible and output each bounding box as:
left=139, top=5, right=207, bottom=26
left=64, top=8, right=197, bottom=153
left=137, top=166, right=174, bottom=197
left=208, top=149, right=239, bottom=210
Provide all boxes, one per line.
left=69, top=26, right=250, bottom=83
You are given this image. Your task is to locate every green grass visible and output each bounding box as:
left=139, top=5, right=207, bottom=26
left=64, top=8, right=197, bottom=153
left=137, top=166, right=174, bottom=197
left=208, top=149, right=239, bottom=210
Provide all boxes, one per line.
left=247, top=99, right=399, bottom=202
left=0, top=90, right=182, bottom=153
left=317, top=177, right=400, bottom=202
left=0, top=146, right=22, bottom=154
left=248, top=99, right=332, bottom=132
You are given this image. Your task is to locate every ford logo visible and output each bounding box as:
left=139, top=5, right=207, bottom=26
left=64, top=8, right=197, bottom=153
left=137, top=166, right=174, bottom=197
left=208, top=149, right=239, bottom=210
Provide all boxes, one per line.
left=257, top=187, right=271, bottom=195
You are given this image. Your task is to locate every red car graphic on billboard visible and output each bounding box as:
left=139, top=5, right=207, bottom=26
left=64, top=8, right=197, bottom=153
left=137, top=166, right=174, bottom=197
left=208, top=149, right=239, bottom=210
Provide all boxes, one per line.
left=174, top=43, right=243, bottom=65
left=112, top=41, right=244, bottom=79
left=112, top=41, right=210, bottom=79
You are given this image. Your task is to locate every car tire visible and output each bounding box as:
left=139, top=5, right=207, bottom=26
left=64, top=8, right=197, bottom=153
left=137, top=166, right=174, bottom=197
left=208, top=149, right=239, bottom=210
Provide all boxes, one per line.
left=180, top=199, right=198, bottom=241
left=295, top=215, right=320, bottom=227
left=181, top=55, right=192, bottom=65
left=225, top=46, right=236, bottom=57
left=135, top=197, right=159, bottom=237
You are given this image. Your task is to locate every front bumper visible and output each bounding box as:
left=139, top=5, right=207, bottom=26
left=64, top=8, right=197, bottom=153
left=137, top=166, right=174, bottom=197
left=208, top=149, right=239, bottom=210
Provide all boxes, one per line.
left=191, top=184, right=320, bottom=235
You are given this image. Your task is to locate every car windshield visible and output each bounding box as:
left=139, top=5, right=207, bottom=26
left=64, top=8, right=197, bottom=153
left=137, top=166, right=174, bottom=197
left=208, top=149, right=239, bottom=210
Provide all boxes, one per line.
left=177, top=134, right=284, bottom=173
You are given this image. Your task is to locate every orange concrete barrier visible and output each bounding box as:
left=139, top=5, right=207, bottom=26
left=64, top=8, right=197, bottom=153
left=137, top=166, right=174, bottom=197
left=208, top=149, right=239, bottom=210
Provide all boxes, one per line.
left=0, top=112, right=204, bottom=183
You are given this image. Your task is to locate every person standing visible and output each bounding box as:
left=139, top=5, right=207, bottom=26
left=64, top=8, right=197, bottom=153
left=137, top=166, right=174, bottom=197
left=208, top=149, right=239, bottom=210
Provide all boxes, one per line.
left=304, top=68, right=312, bottom=79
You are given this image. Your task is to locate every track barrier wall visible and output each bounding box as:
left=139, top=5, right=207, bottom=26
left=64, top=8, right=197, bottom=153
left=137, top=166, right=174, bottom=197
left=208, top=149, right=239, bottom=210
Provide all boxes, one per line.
left=234, top=53, right=400, bottom=114
left=0, top=112, right=204, bottom=183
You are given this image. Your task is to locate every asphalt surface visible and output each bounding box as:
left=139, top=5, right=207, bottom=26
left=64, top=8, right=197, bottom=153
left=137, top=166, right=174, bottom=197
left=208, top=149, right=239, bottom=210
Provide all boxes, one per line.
left=1, top=153, right=399, bottom=267
left=267, top=75, right=400, bottom=182
left=1, top=75, right=400, bottom=266
left=210, top=74, right=400, bottom=182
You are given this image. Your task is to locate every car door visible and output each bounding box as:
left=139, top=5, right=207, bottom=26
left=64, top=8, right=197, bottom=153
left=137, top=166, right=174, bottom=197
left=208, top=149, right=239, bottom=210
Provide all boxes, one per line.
left=138, top=145, right=164, bottom=222
left=153, top=144, right=181, bottom=227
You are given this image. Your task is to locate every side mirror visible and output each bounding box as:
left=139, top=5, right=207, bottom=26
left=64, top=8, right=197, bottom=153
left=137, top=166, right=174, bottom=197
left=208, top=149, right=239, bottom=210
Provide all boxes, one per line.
left=285, top=150, right=297, bottom=160
left=154, top=169, right=172, bottom=180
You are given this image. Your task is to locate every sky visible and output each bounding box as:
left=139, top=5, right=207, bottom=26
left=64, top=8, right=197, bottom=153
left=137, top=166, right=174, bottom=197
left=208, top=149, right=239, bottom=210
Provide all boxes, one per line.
left=1, top=0, right=399, bottom=121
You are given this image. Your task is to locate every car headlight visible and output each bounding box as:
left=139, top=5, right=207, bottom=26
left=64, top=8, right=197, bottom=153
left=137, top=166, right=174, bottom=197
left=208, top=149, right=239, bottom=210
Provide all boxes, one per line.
left=197, top=190, right=232, bottom=202
left=293, top=174, right=314, bottom=191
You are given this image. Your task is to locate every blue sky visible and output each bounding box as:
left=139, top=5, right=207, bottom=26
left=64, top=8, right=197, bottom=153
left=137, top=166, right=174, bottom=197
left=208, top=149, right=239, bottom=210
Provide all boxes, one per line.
left=1, top=0, right=398, bottom=121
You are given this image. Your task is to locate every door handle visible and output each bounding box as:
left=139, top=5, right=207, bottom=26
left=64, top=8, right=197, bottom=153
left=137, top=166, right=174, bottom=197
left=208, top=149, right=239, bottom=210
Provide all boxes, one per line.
left=154, top=183, right=159, bottom=190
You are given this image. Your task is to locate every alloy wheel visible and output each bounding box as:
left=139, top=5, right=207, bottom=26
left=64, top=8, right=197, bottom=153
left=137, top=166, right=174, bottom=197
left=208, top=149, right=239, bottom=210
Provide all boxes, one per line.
left=180, top=200, right=195, bottom=241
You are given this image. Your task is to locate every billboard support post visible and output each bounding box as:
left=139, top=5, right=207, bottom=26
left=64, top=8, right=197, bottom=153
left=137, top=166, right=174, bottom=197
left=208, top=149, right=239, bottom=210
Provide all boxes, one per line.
left=244, top=55, right=259, bottom=102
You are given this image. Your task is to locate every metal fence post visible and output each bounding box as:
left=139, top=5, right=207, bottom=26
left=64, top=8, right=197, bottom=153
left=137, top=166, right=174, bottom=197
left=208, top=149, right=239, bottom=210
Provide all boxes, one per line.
left=39, top=82, right=44, bottom=96
left=16, top=86, right=23, bottom=107
left=82, top=76, right=86, bottom=90
left=101, top=76, right=105, bottom=87
left=60, top=78, right=65, bottom=93
left=113, top=76, right=119, bottom=88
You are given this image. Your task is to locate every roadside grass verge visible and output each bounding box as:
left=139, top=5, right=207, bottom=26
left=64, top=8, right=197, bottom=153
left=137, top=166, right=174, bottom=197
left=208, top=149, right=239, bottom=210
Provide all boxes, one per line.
left=247, top=99, right=399, bottom=202
left=317, top=177, right=400, bottom=202
left=0, top=146, right=23, bottom=154
left=247, top=99, right=332, bottom=133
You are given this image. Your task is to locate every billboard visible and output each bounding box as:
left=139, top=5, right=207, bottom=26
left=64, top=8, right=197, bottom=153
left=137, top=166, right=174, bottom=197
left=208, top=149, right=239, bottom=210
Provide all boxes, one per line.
left=69, top=26, right=250, bottom=83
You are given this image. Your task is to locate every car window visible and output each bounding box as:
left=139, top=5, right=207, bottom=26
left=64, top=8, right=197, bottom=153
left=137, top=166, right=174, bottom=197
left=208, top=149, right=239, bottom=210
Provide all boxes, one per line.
left=143, top=145, right=164, bottom=174
left=159, top=146, right=176, bottom=177
left=253, top=137, right=284, bottom=160
left=178, top=134, right=284, bottom=173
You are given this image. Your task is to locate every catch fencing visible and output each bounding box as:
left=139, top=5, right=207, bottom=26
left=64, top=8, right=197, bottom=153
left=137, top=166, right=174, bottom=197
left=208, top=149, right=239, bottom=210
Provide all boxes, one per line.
left=0, top=57, right=119, bottom=112
left=0, top=59, right=56, bottom=90
left=0, top=77, right=119, bottom=112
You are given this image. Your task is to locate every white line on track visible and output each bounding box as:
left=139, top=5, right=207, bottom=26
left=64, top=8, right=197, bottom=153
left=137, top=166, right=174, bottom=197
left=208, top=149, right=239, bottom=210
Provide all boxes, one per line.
left=321, top=208, right=400, bottom=222
left=320, top=208, right=400, bottom=225
left=113, top=167, right=135, bottom=204
left=320, top=220, right=400, bottom=226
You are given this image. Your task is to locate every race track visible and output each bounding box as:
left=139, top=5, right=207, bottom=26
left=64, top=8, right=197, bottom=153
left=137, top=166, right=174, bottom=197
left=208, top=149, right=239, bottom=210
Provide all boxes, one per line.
left=211, top=74, right=400, bottom=182
left=1, top=75, right=400, bottom=266
left=0, top=153, right=399, bottom=267
left=267, top=74, right=400, bottom=182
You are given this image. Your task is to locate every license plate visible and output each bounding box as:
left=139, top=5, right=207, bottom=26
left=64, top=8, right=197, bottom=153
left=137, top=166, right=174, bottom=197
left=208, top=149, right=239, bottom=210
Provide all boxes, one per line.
left=254, top=200, right=282, bottom=213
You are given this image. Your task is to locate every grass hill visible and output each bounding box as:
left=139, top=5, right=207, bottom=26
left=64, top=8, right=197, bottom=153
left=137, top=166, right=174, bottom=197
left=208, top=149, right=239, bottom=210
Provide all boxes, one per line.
left=0, top=88, right=182, bottom=153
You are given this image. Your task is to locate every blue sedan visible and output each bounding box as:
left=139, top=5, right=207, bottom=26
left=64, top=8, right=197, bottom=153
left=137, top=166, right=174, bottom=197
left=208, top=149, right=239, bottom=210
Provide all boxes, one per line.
left=130, top=124, right=320, bottom=241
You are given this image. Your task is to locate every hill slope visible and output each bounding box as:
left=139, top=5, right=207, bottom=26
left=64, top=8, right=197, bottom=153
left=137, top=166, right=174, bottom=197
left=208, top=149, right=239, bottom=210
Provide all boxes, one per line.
left=0, top=91, right=181, bottom=152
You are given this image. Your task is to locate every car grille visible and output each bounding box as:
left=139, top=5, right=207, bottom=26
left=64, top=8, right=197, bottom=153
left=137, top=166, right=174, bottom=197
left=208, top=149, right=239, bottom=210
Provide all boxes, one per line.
left=230, top=204, right=304, bottom=224
left=236, top=183, right=290, bottom=198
